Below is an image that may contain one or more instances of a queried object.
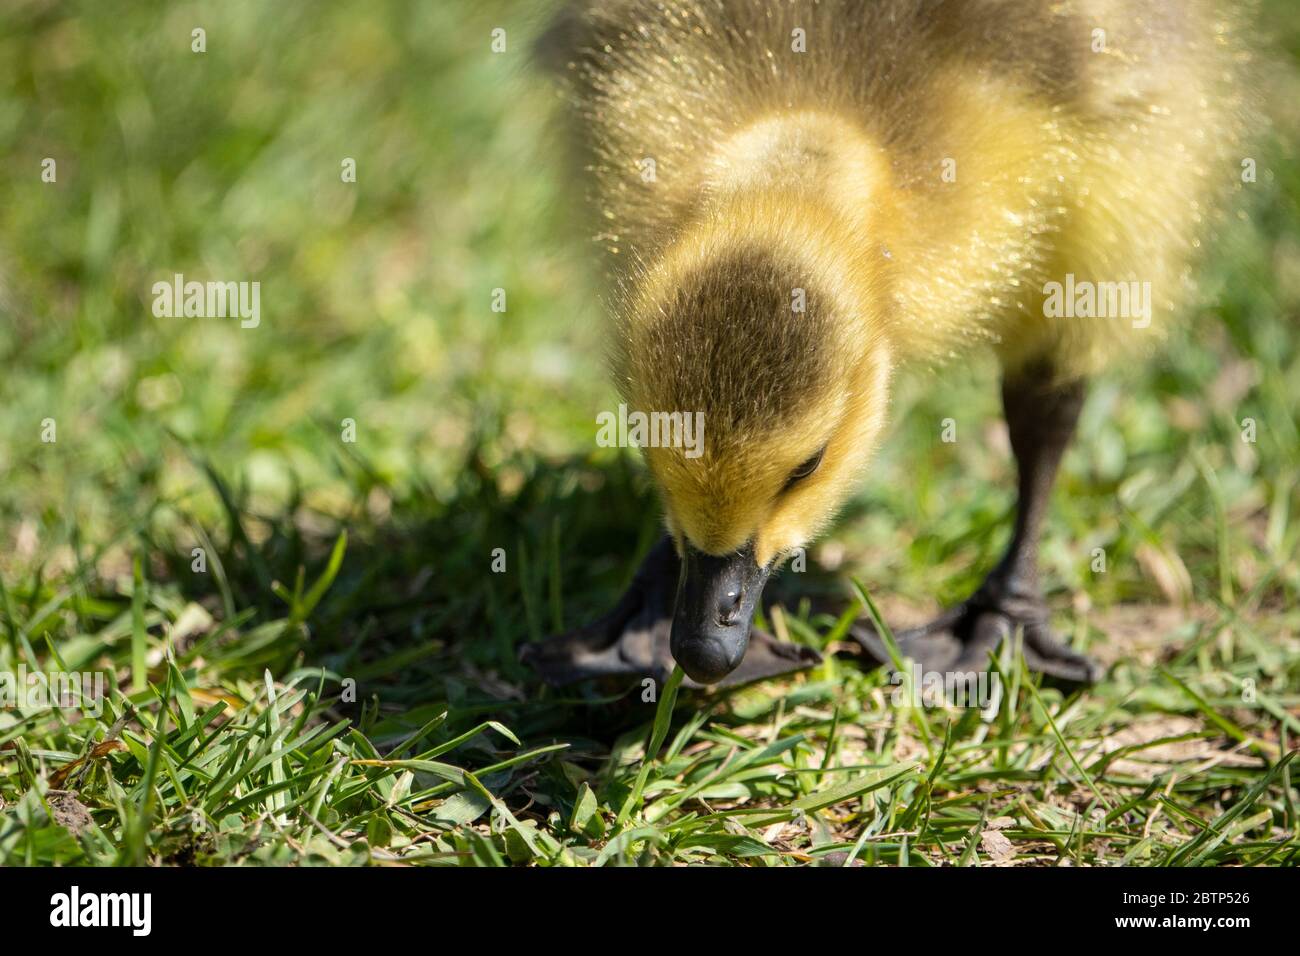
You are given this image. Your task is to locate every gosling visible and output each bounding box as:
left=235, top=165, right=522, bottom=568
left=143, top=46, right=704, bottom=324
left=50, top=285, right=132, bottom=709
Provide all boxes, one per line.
left=522, top=0, right=1255, bottom=688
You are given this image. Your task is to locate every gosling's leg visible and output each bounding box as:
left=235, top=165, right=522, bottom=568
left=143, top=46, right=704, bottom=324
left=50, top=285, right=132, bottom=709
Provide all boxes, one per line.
left=854, top=364, right=1104, bottom=684
left=520, top=536, right=821, bottom=689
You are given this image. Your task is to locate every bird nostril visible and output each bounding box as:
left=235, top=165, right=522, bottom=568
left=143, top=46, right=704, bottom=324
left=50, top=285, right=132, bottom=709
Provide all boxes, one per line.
left=717, top=588, right=743, bottom=627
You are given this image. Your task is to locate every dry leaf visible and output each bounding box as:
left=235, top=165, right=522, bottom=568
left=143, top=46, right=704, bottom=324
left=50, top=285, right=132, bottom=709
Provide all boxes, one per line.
left=48, top=740, right=126, bottom=790
left=762, top=821, right=787, bottom=844
left=980, top=828, right=1017, bottom=864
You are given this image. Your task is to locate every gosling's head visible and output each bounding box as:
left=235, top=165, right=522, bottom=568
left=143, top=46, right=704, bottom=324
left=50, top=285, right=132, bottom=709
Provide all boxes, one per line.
left=617, top=208, right=892, bottom=683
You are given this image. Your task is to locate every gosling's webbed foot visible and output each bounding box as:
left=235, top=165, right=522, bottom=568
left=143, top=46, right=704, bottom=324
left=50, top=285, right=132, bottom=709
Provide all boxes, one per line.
left=519, top=536, right=821, bottom=690
left=850, top=585, right=1104, bottom=685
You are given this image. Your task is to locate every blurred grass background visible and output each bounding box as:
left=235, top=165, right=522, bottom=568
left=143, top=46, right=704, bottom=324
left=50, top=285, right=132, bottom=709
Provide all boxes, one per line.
left=0, top=0, right=608, bottom=554
left=0, top=0, right=1297, bottom=866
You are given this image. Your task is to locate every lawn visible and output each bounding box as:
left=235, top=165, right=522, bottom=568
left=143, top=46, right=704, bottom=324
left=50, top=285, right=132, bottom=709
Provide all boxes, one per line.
left=1, top=0, right=1297, bottom=866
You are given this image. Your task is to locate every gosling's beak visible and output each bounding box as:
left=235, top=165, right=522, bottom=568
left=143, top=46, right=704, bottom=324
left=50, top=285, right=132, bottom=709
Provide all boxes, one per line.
left=670, top=542, right=772, bottom=684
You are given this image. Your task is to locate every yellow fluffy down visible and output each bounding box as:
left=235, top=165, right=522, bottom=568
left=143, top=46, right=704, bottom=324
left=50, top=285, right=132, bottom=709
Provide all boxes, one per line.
left=551, top=0, right=1256, bottom=377
left=543, top=0, right=1259, bottom=557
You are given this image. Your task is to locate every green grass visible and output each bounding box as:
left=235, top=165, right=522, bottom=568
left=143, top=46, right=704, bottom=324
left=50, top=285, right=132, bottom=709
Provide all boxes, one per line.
left=1, top=0, right=1298, bottom=866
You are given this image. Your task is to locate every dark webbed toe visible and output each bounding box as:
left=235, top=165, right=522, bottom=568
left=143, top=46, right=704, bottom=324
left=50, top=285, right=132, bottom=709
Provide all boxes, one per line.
left=519, top=537, right=678, bottom=686
left=850, top=596, right=1103, bottom=686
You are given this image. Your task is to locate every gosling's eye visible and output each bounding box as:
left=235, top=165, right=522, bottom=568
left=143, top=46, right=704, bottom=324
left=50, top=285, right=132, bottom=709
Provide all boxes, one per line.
left=784, top=446, right=826, bottom=490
